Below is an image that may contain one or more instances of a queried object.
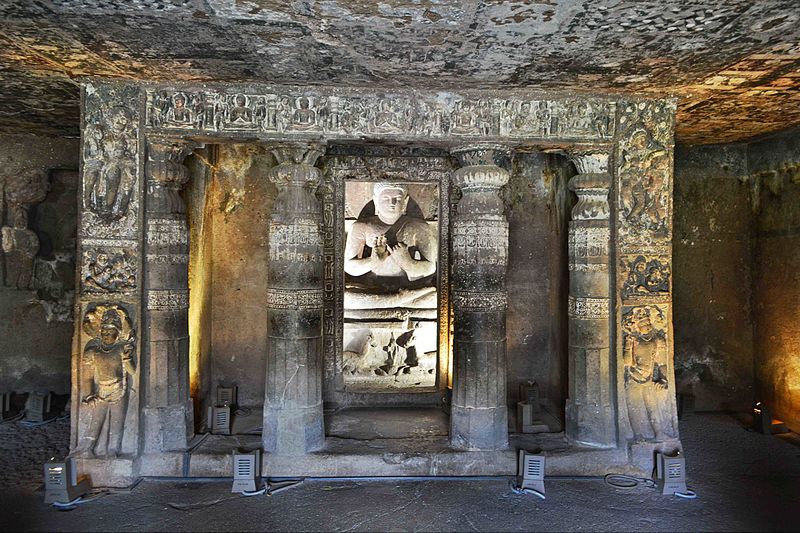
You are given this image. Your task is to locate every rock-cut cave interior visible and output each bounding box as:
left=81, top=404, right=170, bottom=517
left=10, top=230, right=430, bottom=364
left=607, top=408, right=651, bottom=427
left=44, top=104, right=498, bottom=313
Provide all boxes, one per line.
left=0, top=1, right=799, bottom=531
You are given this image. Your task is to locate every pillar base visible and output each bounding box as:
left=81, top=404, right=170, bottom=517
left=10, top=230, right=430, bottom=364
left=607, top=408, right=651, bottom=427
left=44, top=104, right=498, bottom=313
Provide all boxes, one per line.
left=263, top=403, right=324, bottom=455
left=565, top=399, right=616, bottom=448
left=142, top=400, right=194, bottom=453
left=450, top=404, right=509, bottom=451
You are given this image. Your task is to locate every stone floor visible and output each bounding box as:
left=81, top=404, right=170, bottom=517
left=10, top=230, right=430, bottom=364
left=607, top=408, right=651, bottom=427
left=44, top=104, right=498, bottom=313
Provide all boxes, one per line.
left=1, top=412, right=799, bottom=531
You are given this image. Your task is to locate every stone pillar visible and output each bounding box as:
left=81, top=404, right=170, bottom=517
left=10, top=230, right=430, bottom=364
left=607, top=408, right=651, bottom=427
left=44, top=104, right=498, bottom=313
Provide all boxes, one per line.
left=142, top=137, right=196, bottom=453
left=449, top=145, right=510, bottom=451
left=263, top=143, right=326, bottom=455
left=565, top=151, right=617, bottom=448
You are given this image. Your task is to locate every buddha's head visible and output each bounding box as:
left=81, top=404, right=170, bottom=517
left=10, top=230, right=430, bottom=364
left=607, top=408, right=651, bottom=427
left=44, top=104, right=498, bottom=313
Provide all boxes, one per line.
left=373, top=182, right=409, bottom=225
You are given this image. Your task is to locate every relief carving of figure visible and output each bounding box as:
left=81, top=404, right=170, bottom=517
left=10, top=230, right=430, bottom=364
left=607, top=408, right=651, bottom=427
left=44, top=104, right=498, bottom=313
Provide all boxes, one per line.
left=623, top=306, right=675, bottom=441
left=76, top=305, right=136, bottom=457
left=292, top=97, right=317, bottom=130
left=83, top=249, right=137, bottom=292
left=166, top=93, right=194, bottom=125
left=622, top=255, right=670, bottom=297
left=620, top=129, right=669, bottom=235
left=370, top=99, right=400, bottom=133
left=1, top=204, right=39, bottom=289
left=228, top=94, right=253, bottom=124
left=87, top=107, right=137, bottom=221
left=344, top=182, right=437, bottom=309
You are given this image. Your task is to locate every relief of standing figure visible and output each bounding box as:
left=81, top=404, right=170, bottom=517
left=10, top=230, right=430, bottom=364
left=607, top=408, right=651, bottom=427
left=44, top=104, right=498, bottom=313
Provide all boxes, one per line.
left=76, top=305, right=136, bottom=457
left=623, top=306, right=675, bottom=442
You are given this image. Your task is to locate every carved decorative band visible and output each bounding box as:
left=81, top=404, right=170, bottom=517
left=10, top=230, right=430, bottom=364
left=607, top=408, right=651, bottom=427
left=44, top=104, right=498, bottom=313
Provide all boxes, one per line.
left=453, top=220, right=508, bottom=266
left=146, top=89, right=616, bottom=141
left=568, top=296, right=609, bottom=319
left=269, top=222, right=320, bottom=245
left=568, top=226, right=610, bottom=258
left=147, top=218, right=188, bottom=246
left=452, top=290, right=507, bottom=311
left=146, top=253, right=189, bottom=264
left=147, top=289, right=189, bottom=310
left=569, top=263, right=608, bottom=272
left=82, top=238, right=139, bottom=248
left=266, top=288, right=323, bottom=310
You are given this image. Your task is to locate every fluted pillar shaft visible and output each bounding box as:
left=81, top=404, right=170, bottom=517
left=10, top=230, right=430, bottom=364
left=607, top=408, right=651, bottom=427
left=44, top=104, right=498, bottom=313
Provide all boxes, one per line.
left=565, top=151, right=616, bottom=447
left=449, top=145, right=510, bottom=450
left=142, top=137, right=196, bottom=452
left=262, top=143, right=326, bottom=455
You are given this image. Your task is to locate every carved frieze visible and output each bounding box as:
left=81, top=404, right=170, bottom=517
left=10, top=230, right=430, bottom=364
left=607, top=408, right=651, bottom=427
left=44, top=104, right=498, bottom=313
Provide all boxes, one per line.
left=146, top=289, right=189, bottom=311
left=146, top=88, right=616, bottom=142
left=145, top=253, right=189, bottom=264
left=567, top=296, right=610, bottom=319
left=621, top=254, right=671, bottom=301
left=452, top=290, right=507, bottom=311
left=82, top=248, right=137, bottom=293
left=616, top=100, right=676, bottom=243
left=80, top=84, right=141, bottom=239
left=266, top=288, right=323, bottom=310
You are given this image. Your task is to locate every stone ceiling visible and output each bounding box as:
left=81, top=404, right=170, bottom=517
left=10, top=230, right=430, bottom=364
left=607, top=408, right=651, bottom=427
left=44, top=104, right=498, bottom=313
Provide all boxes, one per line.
left=1, top=0, right=798, bottom=144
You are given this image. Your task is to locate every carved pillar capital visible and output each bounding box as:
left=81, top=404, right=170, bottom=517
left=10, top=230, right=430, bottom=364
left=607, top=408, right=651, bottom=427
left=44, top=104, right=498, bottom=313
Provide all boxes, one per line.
left=267, top=143, right=325, bottom=191
left=567, top=150, right=611, bottom=221
left=451, top=144, right=511, bottom=190
left=145, top=137, right=196, bottom=188
left=145, top=137, right=197, bottom=215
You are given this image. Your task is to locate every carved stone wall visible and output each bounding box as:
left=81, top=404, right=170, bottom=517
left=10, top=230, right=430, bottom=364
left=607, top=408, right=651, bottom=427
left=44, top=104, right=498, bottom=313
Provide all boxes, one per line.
left=0, top=135, right=79, bottom=396
left=615, top=100, right=680, bottom=449
left=72, top=83, right=143, bottom=485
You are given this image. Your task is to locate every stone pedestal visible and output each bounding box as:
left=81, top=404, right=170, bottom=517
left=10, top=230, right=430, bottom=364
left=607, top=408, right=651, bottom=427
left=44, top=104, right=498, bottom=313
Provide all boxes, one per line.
left=565, top=151, right=617, bottom=448
left=262, top=143, right=326, bottom=455
left=449, top=145, right=510, bottom=451
left=142, top=137, right=195, bottom=453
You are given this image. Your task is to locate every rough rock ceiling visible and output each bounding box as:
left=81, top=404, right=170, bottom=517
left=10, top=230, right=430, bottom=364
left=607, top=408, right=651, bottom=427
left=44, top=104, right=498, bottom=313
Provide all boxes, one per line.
left=1, top=0, right=798, bottom=144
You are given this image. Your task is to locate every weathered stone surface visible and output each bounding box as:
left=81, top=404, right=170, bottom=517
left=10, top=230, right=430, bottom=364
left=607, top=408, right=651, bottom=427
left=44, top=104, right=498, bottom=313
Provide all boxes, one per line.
left=673, top=143, right=754, bottom=412
left=263, top=143, right=326, bottom=455
left=751, top=128, right=800, bottom=433
left=565, top=150, right=616, bottom=448
left=1, top=1, right=799, bottom=142
left=615, top=100, right=680, bottom=446
left=449, top=144, right=510, bottom=451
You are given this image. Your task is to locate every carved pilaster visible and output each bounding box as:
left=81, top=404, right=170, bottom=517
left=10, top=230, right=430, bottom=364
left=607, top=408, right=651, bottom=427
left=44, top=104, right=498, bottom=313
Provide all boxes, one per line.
left=449, top=144, right=510, bottom=451
left=565, top=150, right=616, bottom=448
left=615, top=100, right=680, bottom=451
left=72, top=83, right=143, bottom=487
left=142, top=137, right=196, bottom=453
left=263, top=142, right=326, bottom=455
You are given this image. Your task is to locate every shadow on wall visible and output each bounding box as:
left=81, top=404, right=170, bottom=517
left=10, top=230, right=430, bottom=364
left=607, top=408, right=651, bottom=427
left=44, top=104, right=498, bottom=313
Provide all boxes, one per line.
left=0, top=134, right=79, bottom=396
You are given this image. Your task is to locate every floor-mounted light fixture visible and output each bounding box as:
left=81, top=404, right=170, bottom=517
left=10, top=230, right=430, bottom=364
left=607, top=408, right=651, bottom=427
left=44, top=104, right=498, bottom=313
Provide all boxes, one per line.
left=25, top=392, right=52, bottom=423
left=231, top=450, right=261, bottom=493
left=44, top=457, right=90, bottom=504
